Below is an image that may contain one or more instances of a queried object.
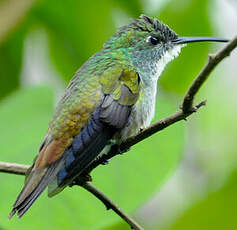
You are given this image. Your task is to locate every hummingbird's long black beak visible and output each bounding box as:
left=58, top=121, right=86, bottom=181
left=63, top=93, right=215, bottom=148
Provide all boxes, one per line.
left=173, top=36, right=229, bottom=44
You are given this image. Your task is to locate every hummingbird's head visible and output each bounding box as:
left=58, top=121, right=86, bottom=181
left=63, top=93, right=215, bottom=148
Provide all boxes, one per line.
left=104, top=14, right=182, bottom=82
left=104, top=15, right=228, bottom=85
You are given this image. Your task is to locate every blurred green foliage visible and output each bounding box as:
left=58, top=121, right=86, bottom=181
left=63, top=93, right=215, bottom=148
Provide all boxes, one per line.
left=167, top=169, right=237, bottom=230
left=0, top=0, right=236, bottom=229
left=0, top=29, right=24, bottom=99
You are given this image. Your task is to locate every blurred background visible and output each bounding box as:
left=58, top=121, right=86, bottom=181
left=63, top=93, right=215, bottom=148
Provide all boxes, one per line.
left=0, top=0, right=236, bottom=229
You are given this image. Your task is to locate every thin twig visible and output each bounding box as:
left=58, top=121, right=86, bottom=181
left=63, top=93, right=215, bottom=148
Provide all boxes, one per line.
left=0, top=161, right=29, bottom=175
left=82, top=183, right=144, bottom=230
left=86, top=101, right=206, bottom=172
left=182, top=36, right=237, bottom=112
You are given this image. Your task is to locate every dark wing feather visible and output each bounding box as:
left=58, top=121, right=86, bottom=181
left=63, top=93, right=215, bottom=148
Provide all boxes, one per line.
left=56, top=105, right=118, bottom=187
left=100, top=94, right=131, bottom=128
left=48, top=94, right=133, bottom=195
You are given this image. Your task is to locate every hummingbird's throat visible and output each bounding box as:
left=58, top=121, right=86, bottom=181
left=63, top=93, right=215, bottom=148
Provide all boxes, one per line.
left=133, top=44, right=185, bottom=87
left=152, top=44, right=185, bottom=82
left=137, top=44, right=185, bottom=129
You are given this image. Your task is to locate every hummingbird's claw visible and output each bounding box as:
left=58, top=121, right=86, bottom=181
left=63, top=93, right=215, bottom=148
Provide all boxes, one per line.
left=70, top=173, right=92, bottom=186
left=117, top=145, right=131, bottom=155
left=101, top=159, right=110, bottom=165
left=109, top=143, right=131, bottom=155
left=140, top=126, right=145, bottom=132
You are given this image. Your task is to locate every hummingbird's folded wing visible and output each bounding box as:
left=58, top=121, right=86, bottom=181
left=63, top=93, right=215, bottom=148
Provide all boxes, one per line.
left=48, top=67, right=140, bottom=195
left=9, top=65, right=140, bottom=218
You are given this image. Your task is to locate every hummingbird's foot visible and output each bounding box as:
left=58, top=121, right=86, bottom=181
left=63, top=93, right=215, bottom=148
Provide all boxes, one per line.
left=118, top=146, right=131, bottom=155
left=70, top=173, right=92, bottom=187
left=101, top=159, right=110, bottom=165
left=96, top=143, right=131, bottom=167
left=110, top=143, right=131, bottom=155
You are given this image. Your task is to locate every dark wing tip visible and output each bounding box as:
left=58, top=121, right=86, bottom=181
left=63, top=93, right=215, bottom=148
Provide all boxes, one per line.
left=8, top=162, right=63, bottom=219
left=8, top=208, right=17, bottom=219
left=8, top=201, right=30, bottom=219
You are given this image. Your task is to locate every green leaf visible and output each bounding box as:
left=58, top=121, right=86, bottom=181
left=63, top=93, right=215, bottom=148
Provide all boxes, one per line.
left=0, top=87, right=184, bottom=230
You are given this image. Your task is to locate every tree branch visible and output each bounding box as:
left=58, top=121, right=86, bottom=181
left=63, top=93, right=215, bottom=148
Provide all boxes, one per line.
left=182, top=36, right=237, bottom=112
left=86, top=101, right=206, bottom=173
left=82, top=183, right=144, bottom=230
left=0, top=36, right=236, bottom=230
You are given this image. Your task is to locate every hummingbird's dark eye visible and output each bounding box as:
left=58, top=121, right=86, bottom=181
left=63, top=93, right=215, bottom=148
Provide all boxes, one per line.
left=146, top=36, right=160, bottom=45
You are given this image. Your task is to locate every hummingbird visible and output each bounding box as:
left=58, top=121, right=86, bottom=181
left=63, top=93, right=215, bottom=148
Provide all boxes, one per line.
left=9, top=14, right=228, bottom=218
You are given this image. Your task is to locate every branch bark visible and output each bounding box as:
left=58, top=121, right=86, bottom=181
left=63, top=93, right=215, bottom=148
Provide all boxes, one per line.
left=0, top=35, right=236, bottom=230
left=82, top=183, right=144, bottom=230
left=0, top=161, right=28, bottom=175
left=182, top=36, right=237, bottom=112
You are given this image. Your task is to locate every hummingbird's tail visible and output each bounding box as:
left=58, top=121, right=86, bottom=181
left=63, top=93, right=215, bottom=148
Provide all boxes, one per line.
left=9, top=94, right=132, bottom=218
left=8, top=106, right=118, bottom=218
left=9, top=158, right=65, bottom=218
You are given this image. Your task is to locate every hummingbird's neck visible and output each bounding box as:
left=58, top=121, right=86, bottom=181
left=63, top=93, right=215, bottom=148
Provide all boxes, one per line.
left=134, top=45, right=184, bottom=87
left=103, top=44, right=184, bottom=87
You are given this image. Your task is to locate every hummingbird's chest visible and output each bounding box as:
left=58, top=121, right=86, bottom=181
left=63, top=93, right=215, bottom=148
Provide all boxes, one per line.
left=119, top=79, right=157, bottom=140
left=135, top=81, right=157, bottom=128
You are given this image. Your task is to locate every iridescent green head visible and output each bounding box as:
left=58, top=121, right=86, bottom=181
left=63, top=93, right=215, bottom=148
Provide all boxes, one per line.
left=104, top=15, right=228, bottom=85
left=104, top=14, right=178, bottom=50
